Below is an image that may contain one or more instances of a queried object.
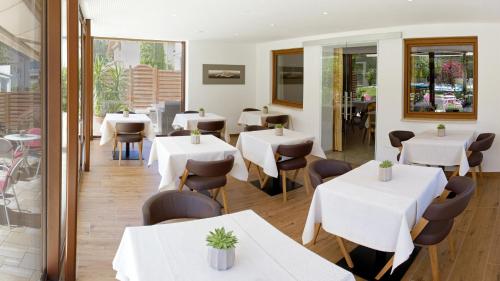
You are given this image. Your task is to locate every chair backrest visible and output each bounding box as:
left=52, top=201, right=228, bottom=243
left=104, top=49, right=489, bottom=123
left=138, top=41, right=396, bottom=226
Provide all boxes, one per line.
left=469, top=133, right=495, bottom=152
left=142, top=190, right=222, bottom=225
left=244, top=125, right=267, bottom=132
left=266, top=115, right=288, bottom=126
left=389, top=130, right=415, bottom=148
left=277, top=141, right=313, bottom=158
left=183, top=110, right=198, bottom=114
left=243, top=108, right=260, bottom=112
left=115, top=111, right=136, bottom=114
left=115, top=123, right=145, bottom=134
left=0, top=138, right=13, bottom=159
left=26, top=127, right=42, bottom=148
left=186, top=155, right=234, bottom=177
left=1, top=158, right=24, bottom=192
left=308, top=159, right=352, bottom=189
left=423, top=176, right=474, bottom=222
left=197, top=121, right=225, bottom=132
left=168, top=130, right=192, bottom=137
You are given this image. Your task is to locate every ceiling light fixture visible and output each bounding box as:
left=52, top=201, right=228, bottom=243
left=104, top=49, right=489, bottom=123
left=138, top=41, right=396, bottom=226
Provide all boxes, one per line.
left=171, top=14, right=177, bottom=17
left=270, top=23, right=275, bottom=27
left=322, top=11, right=328, bottom=15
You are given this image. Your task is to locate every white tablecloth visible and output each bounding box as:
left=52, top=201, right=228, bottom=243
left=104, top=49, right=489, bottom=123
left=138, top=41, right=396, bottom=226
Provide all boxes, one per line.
left=399, top=130, right=476, bottom=176
left=236, top=129, right=326, bottom=178
left=148, top=135, right=248, bottom=190
left=99, top=114, right=156, bottom=145
left=172, top=113, right=230, bottom=142
left=113, top=210, right=355, bottom=281
left=302, top=160, right=448, bottom=272
left=237, top=111, right=292, bottom=128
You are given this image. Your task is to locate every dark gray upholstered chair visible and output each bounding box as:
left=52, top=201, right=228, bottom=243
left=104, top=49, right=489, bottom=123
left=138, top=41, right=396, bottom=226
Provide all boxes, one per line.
left=242, top=108, right=260, bottom=112
left=457, top=133, right=495, bottom=191
left=183, top=110, right=198, bottom=114
left=274, top=141, right=313, bottom=202
left=389, top=130, right=415, bottom=161
left=178, top=155, right=234, bottom=213
left=376, top=176, right=475, bottom=281
left=163, top=100, right=181, bottom=135
left=168, top=130, right=192, bottom=137
left=244, top=125, right=267, bottom=132
left=197, top=120, right=225, bottom=139
left=308, top=159, right=352, bottom=189
left=142, top=190, right=222, bottom=225
left=266, top=115, right=289, bottom=128
left=115, top=111, right=136, bottom=114
left=114, top=123, right=145, bottom=166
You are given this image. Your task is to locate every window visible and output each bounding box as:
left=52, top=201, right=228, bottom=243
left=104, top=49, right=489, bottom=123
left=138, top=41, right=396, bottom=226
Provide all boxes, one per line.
left=272, top=48, right=304, bottom=108
left=404, top=37, right=477, bottom=119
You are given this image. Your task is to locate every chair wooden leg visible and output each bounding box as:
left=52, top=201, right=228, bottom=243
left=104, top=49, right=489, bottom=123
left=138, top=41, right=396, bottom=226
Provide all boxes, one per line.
left=220, top=187, right=230, bottom=214
left=118, top=142, right=122, bottom=166
left=448, top=231, right=456, bottom=260
left=292, top=169, right=299, bottom=182
left=375, top=256, right=394, bottom=280
left=313, top=223, right=322, bottom=245
left=281, top=170, right=288, bottom=202
left=450, top=166, right=459, bottom=177
left=472, top=168, right=478, bottom=197
left=336, top=236, right=354, bottom=269
left=303, top=168, right=311, bottom=195
left=479, top=164, right=484, bottom=179
left=113, top=139, right=117, bottom=155
left=178, top=169, right=189, bottom=191
left=213, top=188, right=221, bottom=200
left=138, top=141, right=143, bottom=165
left=246, top=161, right=252, bottom=172
left=429, top=245, right=440, bottom=281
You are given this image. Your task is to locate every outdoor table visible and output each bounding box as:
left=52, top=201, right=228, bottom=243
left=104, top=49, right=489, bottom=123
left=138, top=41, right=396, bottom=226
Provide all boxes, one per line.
left=113, top=210, right=356, bottom=281
left=148, top=134, right=248, bottom=190
left=302, top=160, right=447, bottom=278
left=237, top=111, right=292, bottom=128
left=399, top=129, right=476, bottom=176
left=99, top=113, right=156, bottom=160
left=172, top=113, right=229, bottom=142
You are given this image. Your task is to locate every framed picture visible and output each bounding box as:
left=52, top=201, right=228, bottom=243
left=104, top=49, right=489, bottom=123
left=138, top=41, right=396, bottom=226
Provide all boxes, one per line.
left=203, top=64, right=245, bottom=85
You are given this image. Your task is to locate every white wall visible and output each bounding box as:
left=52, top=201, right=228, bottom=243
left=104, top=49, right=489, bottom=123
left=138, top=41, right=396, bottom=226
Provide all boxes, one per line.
left=255, top=23, right=500, bottom=171
left=187, top=40, right=256, bottom=133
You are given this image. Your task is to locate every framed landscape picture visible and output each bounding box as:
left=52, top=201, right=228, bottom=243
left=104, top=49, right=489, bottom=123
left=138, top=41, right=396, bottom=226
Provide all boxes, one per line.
left=203, top=64, right=245, bottom=85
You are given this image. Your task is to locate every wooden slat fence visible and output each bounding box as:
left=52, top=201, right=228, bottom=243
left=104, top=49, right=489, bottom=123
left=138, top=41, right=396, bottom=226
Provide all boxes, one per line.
left=0, top=92, right=41, bottom=133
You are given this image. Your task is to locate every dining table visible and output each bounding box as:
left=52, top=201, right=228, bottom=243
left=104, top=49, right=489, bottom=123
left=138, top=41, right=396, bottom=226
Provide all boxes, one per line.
left=399, top=129, right=476, bottom=175
left=172, top=112, right=230, bottom=142
left=237, top=111, right=292, bottom=128
left=302, top=160, right=448, bottom=278
left=113, top=210, right=356, bottom=281
left=148, top=134, right=248, bottom=190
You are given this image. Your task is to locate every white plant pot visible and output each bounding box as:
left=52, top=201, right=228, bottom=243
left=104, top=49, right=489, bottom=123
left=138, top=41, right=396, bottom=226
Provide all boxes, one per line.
left=199, top=111, right=205, bottom=117
left=123, top=111, right=129, bottom=118
left=379, top=167, right=392, bottom=182
left=208, top=247, right=235, bottom=271
left=437, top=128, right=445, bottom=137
left=275, top=127, right=283, bottom=136
left=191, top=135, right=200, bottom=144
left=263, top=107, right=269, bottom=114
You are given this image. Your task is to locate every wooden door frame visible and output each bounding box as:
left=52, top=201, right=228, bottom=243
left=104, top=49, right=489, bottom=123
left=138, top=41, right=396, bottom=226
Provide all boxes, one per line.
left=83, top=20, right=92, bottom=172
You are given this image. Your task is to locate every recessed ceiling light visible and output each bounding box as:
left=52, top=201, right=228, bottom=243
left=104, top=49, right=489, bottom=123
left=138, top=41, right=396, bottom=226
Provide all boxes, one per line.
left=197, top=30, right=204, bottom=33
left=172, top=14, right=177, bottom=17
left=234, top=33, right=239, bottom=36
left=270, top=23, right=275, bottom=27
left=408, top=0, right=413, bottom=2
left=322, top=11, right=329, bottom=15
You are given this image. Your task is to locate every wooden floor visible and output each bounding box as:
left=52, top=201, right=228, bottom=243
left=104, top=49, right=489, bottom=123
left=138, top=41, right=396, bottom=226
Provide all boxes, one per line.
left=76, top=138, right=500, bottom=281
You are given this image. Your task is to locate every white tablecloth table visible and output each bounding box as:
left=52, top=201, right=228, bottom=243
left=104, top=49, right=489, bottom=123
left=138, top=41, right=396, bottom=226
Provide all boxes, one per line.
left=236, top=129, right=326, bottom=178
left=399, top=130, right=476, bottom=176
left=113, top=210, right=355, bottom=281
left=172, top=113, right=230, bottom=142
left=148, top=135, right=248, bottom=190
left=302, top=160, right=448, bottom=272
left=99, top=113, right=155, bottom=146
left=237, top=111, right=292, bottom=128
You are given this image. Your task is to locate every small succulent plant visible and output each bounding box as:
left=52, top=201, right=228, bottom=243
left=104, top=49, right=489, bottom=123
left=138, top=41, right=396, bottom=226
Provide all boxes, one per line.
left=275, top=124, right=284, bottom=129
left=206, top=227, right=238, bottom=250
left=379, top=160, right=393, bottom=169
left=199, top=107, right=205, bottom=112
left=191, top=128, right=201, bottom=136
left=437, top=124, right=446, bottom=130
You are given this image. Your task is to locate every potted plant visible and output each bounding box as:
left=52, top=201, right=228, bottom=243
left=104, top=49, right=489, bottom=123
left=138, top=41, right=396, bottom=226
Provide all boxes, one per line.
left=262, top=105, right=269, bottom=114
left=191, top=129, right=201, bottom=144
left=437, top=124, right=446, bottom=137
left=206, top=227, right=238, bottom=271
left=274, top=124, right=284, bottom=136
left=199, top=108, right=205, bottom=117
left=122, top=106, right=130, bottom=118
left=379, top=160, right=393, bottom=182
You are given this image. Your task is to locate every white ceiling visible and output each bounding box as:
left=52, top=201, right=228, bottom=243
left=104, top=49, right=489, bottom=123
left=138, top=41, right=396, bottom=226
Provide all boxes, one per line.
left=81, top=0, right=500, bottom=42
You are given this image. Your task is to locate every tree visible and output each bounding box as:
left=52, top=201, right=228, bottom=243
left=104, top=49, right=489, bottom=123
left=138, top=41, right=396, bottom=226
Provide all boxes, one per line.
left=140, top=42, right=166, bottom=70
left=441, top=60, right=463, bottom=86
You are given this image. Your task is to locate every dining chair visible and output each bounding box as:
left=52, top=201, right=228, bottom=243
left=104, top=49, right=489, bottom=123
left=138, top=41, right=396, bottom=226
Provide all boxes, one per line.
left=242, top=108, right=260, bottom=112
left=243, top=125, right=267, bottom=132
left=178, top=155, right=234, bottom=214
left=26, top=128, right=42, bottom=176
left=114, top=123, right=145, bottom=166
left=197, top=120, right=225, bottom=139
left=265, top=115, right=289, bottom=128
left=269, top=141, right=313, bottom=203
left=168, top=129, right=192, bottom=137
left=142, top=190, right=222, bottom=225
left=0, top=138, right=15, bottom=165
left=375, top=176, right=475, bottom=281
left=0, top=158, right=23, bottom=229
left=389, top=130, right=415, bottom=161
left=183, top=110, right=198, bottom=114
left=115, top=111, right=136, bottom=114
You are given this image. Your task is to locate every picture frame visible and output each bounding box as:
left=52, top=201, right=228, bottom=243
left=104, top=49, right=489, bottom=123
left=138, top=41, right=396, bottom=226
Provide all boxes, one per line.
left=203, top=64, right=245, bottom=85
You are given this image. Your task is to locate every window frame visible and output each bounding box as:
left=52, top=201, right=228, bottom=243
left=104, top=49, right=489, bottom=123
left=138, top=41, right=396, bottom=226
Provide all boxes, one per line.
left=272, top=48, right=304, bottom=109
left=403, top=36, right=478, bottom=120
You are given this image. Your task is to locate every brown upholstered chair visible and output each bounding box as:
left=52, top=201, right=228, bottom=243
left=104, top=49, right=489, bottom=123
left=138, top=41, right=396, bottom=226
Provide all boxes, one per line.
left=197, top=120, right=225, bottom=139
left=466, top=133, right=495, bottom=185
left=308, top=159, right=352, bottom=189
left=375, top=176, right=475, bottom=281
left=242, top=108, right=260, bottom=112
left=183, top=110, right=198, bottom=114
left=178, top=155, right=234, bottom=213
left=114, top=123, right=145, bottom=166
left=273, top=141, right=313, bottom=202
left=142, top=190, right=222, bottom=225
left=389, top=130, right=415, bottom=161
left=168, top=129, right=192, bottom=137
left=265, top=115, right=289, bottom=128
left=244, top=125, right=267, bottom=132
